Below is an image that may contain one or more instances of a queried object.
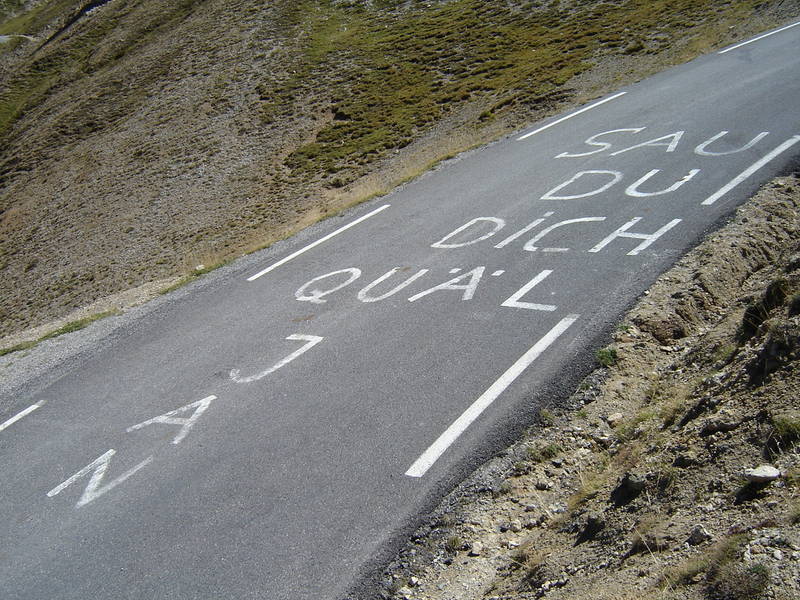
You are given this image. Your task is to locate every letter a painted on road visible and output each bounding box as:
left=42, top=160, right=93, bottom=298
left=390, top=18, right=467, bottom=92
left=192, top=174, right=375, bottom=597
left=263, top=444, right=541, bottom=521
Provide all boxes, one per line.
left=126, top=395, right=217, bottom=445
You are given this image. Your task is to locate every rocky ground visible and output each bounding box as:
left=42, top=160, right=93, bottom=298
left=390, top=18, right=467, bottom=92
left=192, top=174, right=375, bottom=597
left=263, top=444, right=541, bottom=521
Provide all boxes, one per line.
left=373, top=173, right=800, bottom=600
left=2, top=0, right=799, bottom=345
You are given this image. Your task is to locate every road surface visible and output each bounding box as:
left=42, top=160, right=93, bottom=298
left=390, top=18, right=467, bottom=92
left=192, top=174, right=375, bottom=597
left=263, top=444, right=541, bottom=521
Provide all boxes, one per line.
left=1, top=19, right=799, bottom=600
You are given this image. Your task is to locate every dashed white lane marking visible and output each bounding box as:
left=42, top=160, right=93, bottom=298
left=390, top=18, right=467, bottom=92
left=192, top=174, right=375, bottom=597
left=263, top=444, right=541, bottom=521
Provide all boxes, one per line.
left=702, top=135, right=800, bottom=206
left=516, top=93, right=626, bottom=141
left=718, top=21, right=800, bottom=54
left=0, top=402, right=42, bottom=433
left=405, top=314, right=580, bottom=478
left=247, top=204, right=391, bottom=281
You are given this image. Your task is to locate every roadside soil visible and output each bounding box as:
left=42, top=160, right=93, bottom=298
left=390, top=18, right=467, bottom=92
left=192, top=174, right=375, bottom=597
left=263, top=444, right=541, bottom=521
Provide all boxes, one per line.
left=374, top=173, right=800, bottom=600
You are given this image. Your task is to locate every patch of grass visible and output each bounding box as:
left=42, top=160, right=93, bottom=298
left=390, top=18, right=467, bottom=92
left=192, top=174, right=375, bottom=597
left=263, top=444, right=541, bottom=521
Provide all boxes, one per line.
left=616, top=410, right=657, bottom=442
left=707, top=561, right=770, bottom=600
left=661, top=534, right=747, bottom=589
left=495, top=480, right=513, bottom=497
left=790, top=501, right=800, bottom=524
left=739, top=278, right=791, bottom=340
left=511, top=544, right=551, bottom=591
left=566, top=457, right=613, bottom=511
left=527, top=442, right=562, bottom=463
left=264, top=0, right=772, bottom=187
left=595, top=346, right=618, bottom=367
left=0, top=309, right=121, bottom=357
left=538, top=408, right=555, bottom=427
left=0, top=338, right=37, bottom=357
left=0, top=0, right=207, bottom=139
left=444, top=535, right=462, bottom=553
left=158, top=261, right=228, bottom=296
left=770, top=412, right=800, bottom=450
left=712, top=342, right=738, bottom=364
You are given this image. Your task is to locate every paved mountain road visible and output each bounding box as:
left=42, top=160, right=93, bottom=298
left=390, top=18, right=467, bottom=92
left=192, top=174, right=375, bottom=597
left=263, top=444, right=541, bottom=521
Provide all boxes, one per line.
left=1, top=21, right=799, bottom=600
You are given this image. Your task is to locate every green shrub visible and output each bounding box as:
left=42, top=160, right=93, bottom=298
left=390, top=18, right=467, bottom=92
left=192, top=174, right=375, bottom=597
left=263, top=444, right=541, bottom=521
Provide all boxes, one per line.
left=596, top=347, right=618, bottom=367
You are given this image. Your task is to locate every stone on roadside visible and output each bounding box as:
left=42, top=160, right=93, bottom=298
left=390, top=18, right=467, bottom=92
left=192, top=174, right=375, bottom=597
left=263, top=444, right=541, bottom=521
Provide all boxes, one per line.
left=744, top=465, right=781, bottom=483
left=687, top=525, right=712, bottom=546
left=606, top=412, right=624, bottom=427
left=468, top=542, right=483, bottom=556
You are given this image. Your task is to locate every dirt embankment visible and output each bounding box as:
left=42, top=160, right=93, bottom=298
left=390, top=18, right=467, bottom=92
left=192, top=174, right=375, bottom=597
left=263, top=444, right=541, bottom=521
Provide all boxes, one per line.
left=1, top=0, right=798, bottom=344
left=376, top=173, right=800, bottom=600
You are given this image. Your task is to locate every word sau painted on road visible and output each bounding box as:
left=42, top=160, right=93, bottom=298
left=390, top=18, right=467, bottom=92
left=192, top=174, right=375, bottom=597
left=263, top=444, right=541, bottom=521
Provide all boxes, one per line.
left=47, top=335, right=323, bottom=508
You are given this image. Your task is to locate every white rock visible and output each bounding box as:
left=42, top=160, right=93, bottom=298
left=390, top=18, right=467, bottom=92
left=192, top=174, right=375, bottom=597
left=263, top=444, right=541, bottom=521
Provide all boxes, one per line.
left=744, top=465, right=781, bottom=483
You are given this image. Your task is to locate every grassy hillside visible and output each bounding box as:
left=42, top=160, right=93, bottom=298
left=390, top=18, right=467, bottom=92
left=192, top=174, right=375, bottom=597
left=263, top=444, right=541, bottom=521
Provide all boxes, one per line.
left=1, top=0, right=797, bottom=340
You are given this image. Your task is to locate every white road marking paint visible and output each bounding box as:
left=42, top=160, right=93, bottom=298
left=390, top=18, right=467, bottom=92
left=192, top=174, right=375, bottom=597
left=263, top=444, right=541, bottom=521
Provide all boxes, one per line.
left=247, top=204, right=390, bottom=281
left=408, top=267, right=485, bottom=303
left=296, top=268, right=362, bottom=304
left=500, top=270, right=557, bottom=311
left=523, top=217, right=606, bottom=252
left=610, top=131, right=684, bottom=156
left=589, top=218, right=682, bottom=256
left=230, top=334, right=324, bottom=383
left=541, top=170, right=623, bottom=201
left=494, top=212, right=554, bottom=249
left=449, top=268, right=462, bottom=274
left=0, top=402, right=43, bottom=433
left=556, top=128, right=646, bottom=158
left=694, top=131, right=769, bottom=156
left=126, top=396, right=216, bottom=445
left=405, top=314, right=580, bottom=478
left=624, top=168, right=700, bottom=197
left=517, top=92, right=626, bottom=141
left=431, top=217, right=506, bottom=249
left=702, top=136, right=800, bottom=206
left=491, top=270, right=505, bottom=277
left=47, top=449, right=153, bottom=508
left=718, top=21, right=800, bottom=54
left=357, top=268, right=429, bottom=303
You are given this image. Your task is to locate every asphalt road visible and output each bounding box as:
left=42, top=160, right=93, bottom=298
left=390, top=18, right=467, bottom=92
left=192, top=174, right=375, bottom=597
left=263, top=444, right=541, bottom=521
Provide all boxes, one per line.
left=1, top=20, right=799, bottom=600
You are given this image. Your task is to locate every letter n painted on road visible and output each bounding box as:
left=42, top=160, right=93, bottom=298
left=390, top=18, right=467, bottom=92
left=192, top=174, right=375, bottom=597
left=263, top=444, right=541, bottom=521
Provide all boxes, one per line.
left=47, top=449, right=153, bottom=508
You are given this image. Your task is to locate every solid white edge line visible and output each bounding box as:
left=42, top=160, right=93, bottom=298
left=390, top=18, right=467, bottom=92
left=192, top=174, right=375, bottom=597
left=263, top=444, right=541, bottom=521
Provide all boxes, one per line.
left=517, top=93, right=626, bottom=141
left=247, top=204, right=391, bottom=281
left=0, top=402, right=42, bottom=433
left=719, top=20, right=800, bottom=54
left=405, top=314, right=580, bottom=478
left=702, top=135, right=800, bottom=206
